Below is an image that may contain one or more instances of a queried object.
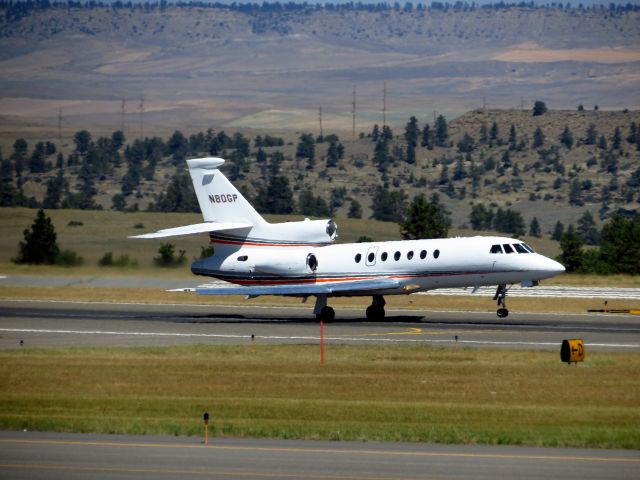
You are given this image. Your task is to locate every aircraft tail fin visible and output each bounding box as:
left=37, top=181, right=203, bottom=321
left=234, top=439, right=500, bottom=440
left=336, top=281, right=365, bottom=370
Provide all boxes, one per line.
left=187, top=157, right=267, bottom=226
left=132, top=157, right=337, bottom=245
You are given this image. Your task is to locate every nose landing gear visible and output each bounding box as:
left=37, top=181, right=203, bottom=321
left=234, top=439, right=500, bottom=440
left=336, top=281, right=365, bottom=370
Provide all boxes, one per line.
left=494, top=284, right=509, bottom=318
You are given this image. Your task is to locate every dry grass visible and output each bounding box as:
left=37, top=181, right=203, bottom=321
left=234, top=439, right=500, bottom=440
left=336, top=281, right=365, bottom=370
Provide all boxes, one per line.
left=1, top=344, right=638, bottom=448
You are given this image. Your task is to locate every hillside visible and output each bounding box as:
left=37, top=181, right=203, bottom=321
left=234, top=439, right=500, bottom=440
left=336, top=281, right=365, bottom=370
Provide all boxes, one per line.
left=0, top=3, right=639, bottom=133
left=3, top=108, right=639, bottom=237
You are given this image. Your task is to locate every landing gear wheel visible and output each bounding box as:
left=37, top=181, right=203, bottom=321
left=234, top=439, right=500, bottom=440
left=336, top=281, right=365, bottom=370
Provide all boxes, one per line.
left=317, top=306, right=335, bottom=322
left=493, top=285, right=509, bottom=318
left=366, top=305, right=385, bottom=320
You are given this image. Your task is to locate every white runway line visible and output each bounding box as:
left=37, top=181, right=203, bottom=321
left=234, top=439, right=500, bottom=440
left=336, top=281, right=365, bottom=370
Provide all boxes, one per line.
left=2, top=328, right=639, bottom=349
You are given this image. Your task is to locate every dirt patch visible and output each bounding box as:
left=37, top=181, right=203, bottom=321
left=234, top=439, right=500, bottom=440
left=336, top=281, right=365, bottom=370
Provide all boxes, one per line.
left=494, top=42, right=640, bottom=63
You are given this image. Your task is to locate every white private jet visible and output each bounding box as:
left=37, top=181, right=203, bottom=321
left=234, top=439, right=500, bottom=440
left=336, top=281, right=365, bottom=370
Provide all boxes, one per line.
left=133, top=157, right=565, bottom=320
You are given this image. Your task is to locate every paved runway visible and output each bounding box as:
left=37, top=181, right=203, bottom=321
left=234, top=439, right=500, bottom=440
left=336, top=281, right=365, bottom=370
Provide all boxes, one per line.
left=1, top=431, right=639, bottom=480
left=1, top=299, right=639, bottom=350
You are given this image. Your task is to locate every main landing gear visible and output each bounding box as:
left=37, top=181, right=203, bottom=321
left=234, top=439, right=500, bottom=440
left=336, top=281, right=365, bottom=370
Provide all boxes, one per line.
left=314, top=295, right=335, bottom=322
left=314, top=294, right=387, bottom=321
left=366, top=295, right=386, bottom=320
left=494, top=284, right=509, bottom=318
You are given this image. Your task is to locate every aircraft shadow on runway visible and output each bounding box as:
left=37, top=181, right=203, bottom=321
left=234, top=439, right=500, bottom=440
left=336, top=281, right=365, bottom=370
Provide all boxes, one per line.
left=177, top=314, right=426, bottom=324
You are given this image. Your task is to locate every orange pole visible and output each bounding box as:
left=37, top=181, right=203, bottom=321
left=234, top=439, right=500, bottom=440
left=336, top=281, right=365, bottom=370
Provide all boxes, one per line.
left=320, top=320, right=325, bottom=366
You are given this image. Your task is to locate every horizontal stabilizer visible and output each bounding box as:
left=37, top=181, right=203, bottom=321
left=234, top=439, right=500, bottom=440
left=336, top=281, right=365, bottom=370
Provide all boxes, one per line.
left=130, top=222, right=252, bottom=239
left=170, top=277, right=401, bottom=296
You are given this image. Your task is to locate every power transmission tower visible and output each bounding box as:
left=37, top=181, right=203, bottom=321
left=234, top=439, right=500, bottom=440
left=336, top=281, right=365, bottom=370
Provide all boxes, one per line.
left=57, top=108, right=62, bottom=140
left=351, top=85, right=356, bottom=141
left=382, top=82, right=387, bottom=127
left=121, top=98, right=126, bottom=134
left=138, top=95, right=144, bottom=140
left=318, top=105, right=323, bottom=140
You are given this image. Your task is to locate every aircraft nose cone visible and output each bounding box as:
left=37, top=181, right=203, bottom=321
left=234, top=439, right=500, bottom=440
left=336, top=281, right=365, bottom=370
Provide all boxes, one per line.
left=547, top=257, right=566, bottom=275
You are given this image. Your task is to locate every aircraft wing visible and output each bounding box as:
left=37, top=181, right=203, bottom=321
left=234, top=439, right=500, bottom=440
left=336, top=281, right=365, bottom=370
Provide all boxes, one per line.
left=171, top=277, right=402, bottom=296
left=130, top=222, right=252, bottom=239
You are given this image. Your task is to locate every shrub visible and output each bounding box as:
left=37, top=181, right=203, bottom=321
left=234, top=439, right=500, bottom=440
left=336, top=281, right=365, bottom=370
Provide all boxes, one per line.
left=56, top=249, right=83, bottom=266
left=154, top=243, right=186, bottom=267
left=99, top=252, right=138, bottom=267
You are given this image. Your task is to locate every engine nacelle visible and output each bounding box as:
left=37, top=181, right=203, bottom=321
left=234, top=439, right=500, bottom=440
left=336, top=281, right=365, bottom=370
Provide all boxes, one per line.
left=253, top=251, right=319, bottom=275
left=254, top=218, right=338, bottom=245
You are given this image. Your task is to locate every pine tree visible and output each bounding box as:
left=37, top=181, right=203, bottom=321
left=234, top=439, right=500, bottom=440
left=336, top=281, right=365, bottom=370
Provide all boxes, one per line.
left=585, top=124, right=597, bottom=145
left=560, top=126, right=574, bottom=149
left=400, top=193, right=449, bottom=239
left=469, top=204, right=493, bottom=230
left=577, top=210, right=601, bottom=245
left=529, top=217, right=541, bottom=237
left=532, top=100, right=547, bottom=116
left=479, top=123, right=488, bottom=144
left=434, top=115, right=449, bottom=147
left=14, top=209, right=60, bottom=264
left=421, top=123, right=433, bottom=149
left=489, top=121, right=499, bottom=141
left=347, top=199, right=362, bottom=219
left=612, top=126, right=622, bottom=150
left=559, top=225, right=583, bottom=273
left=508, top=124, right=517, bottom=148
left=370, top=186, right=407, bottom=222
left=532, top=127, right=545, bottom=148
left=599, top=216, right=640, bottom=274
left=551, top=220, right=565, bottom=241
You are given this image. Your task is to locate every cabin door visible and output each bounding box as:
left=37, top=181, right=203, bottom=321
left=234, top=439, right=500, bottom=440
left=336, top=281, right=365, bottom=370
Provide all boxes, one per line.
left=365, top=246, right=379, bottom=267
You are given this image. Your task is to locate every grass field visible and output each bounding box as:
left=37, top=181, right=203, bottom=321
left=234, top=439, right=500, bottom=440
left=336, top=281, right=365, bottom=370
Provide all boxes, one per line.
left=1, top=345, right=639, bottom=449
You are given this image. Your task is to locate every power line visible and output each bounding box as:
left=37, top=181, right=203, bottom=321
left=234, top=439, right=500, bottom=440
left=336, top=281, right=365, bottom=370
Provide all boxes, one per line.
left=351, top=84, right=356, bottom=141
left=57, top=108, right=62, bottom=140
left=121, top=98, right=126, bottom=134
left=139, top=95, right=144, bottom=140
left=382, top=81, right=387, bottom=127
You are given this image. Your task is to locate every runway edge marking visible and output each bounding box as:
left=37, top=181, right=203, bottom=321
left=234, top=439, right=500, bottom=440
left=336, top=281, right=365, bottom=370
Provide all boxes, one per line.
left=0, top=439, right=639, bottom=464
left=1, top=328, right=640, bottom=348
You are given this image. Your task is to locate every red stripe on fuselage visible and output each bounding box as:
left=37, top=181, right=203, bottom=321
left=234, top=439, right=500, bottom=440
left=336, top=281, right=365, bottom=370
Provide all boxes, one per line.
left=223, top=271, right=499, bottom=287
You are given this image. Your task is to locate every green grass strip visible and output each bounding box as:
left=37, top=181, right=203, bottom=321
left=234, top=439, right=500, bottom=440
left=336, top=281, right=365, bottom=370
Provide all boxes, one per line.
left=1, top=344, right=639, bottom=448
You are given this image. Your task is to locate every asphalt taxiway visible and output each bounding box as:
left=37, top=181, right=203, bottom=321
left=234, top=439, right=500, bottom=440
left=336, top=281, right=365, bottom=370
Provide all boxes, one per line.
left=0, top=299, right=639, bottom=350
left=1, top=431, right=639, bottom=480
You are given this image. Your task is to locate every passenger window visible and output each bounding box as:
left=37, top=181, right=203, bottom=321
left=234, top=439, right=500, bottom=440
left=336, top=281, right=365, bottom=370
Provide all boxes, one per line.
left=433, top=249, right=440, bottom=259
left=503, top=244, right=514, bottom=254
left=407, top=251, right=414, bottom=260
left=237, top=255, right=248, bottom=261
left=420, top=250, right=427, bottom=259
left=381, top=252, right=388, bottom=261
left=394, top=251, right=401, bottom=261
left=490, top=244, right=503, bottom=254
left=513, top=244, right=528, bottom=254
left=522, top=243, right=535, bottom=253
left=355, top=253, right=362, bottom=263
left=368, top=252, right=376, bottom=262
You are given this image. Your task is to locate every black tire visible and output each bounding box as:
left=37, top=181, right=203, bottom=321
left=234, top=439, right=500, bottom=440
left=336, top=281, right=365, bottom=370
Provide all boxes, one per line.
left=317, top=306, right=335, bottom=322
left=366, top=305, right=385, bottom=320
left=497, top=308, right=509, bottom=318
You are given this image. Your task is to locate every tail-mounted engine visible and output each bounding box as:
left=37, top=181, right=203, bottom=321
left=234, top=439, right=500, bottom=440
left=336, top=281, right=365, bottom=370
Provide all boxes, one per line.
left=252, top=251, right=320, bottom=275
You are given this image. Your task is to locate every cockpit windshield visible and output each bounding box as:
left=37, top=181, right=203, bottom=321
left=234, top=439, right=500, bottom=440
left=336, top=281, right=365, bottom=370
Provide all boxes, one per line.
left=490, top=243, right=535, bottom=254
